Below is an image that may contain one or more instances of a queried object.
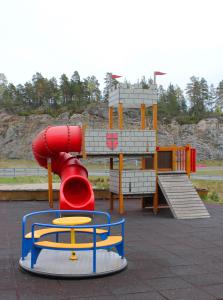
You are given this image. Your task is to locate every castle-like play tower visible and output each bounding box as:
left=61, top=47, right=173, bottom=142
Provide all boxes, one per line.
left=82, top=82, right=210, bottom=219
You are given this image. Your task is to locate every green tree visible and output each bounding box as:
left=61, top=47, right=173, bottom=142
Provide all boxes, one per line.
left=70, top=71, right=82, bottom=104
left=0, top=73, right=8, bottom=101
left=32, top=72, right=49, bottom=107
left=216, top=80, right=223, bottom=112
left=2, top=83, right=17, bottom=107
left=140, top=76, right=149, bottom=89
left=60, top=74, right=71, bottom=104
left=186, top=76, right=208, bottom=119
left=175, top=86, right=187, bottom=113
left=24, top=82, right=35, bottom=106
left=103, top=72, right=118, bottom=102
left=47, top=77, right=60, bottom=107
left=84, top=75, right=101, bottom=102
left=207, top=84, right=216, bottom=112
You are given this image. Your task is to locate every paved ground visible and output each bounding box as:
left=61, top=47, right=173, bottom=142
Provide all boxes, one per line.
left=1, top=200, right=223, bottom=300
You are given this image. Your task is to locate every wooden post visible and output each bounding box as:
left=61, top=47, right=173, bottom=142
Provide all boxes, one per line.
left=109, top=106, right=114, bottom=210
left=153, top=152, right=158, bottom=214
left=141, top=103, right=146, bottom=130
left=108, top=106, right=113, bottom=129
left=119, top=153, right=124, bottom=214
left=118, top=103, right=123, bottom=130
left=186, top=144, right=191, bottom=178
left=118, top=103, right=124, bottom=214
left=47, top=158, right=53, bottom=208
left=172, top=145, right=177, bottom=171
left=141, top=104, right=146, bottom=169
left=152, top=104, right=158, bottom=214
left=109, top=158, right=114, bottom=210
left=152, top=104, right=158, bottom=131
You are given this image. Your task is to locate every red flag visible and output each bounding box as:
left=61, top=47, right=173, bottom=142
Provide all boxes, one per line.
left=154, top=71, right=166, bottom=76
left=111, top=74, right=122, bottom=79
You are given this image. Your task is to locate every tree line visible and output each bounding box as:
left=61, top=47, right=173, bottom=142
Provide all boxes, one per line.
left=0, top=71, right=101, bottom=115
left=158, top=76, right=223, bottom=123
left=0, top=72, right=223, bottom=123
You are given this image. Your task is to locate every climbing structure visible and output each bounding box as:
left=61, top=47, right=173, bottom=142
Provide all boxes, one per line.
left=32, top=81, right=210, bottom=219
left=82, top=82, right=210, bottom=219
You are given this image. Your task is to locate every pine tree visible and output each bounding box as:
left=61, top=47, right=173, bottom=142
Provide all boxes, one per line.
left=0, top=73, right=8, bottom=101
left=207, top=84, right=216, bottom=112
left=216, top=80, right=223, bottom=112
left=103, top=72, right=118, bottom=102
left=60, top=74, right=71, bottom=104
left=186, top=76, right=208, bottom=119
left=84, top=76, right=101, bottom=102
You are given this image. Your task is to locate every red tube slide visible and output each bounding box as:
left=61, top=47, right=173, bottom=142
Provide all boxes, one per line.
left=32, top=126, right=94, bottom=211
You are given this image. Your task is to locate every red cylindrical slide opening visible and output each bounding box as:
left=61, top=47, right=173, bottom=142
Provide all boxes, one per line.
left=61, top=176, right=93, bottom=210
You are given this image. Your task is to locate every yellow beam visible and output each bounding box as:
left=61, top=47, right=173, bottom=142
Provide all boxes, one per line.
left=109, top=106, right=114, bottom=211
left=172, top=144, right=177, bottom=171
left=119, top=153, right=124, bottom=214
left=141, top=103, right=146, bottom=169
left=152, top=104, right=158, bottom=131
left=157, top=146, right=185, bottom=151
left=47, top=159, right=53, bottom=208
left=153, top=151, right=158, bottom=214
left=141, top=103, right=146, bottom=130
left=118, top=103, right=123, bottom=130
left=186, top=144, right=191, bottom=178
left=152, top=103, right=158, bottom=214
left=109, top=158, right=114, bottom=210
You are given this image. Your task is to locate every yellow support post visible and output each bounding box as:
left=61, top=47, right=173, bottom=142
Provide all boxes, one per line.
left=108, top=106, right=114, bottom=210
left=141, top=103, right=146, bottom=130
left=172, top=144, right=177, bottom=171
left=118, top=102, right=124, bottom=214
left=109, top=158, right=114, bottom=211
left=119, top=153, right=124, bottom=214
left=186, top=144, right=191, bottom=178
left=152, top=104, right=158, bottom=131
left=141, top=104, right=146, bottom=169
left=47, top=158, right=53, bottom=208
left=153, top=152, right=158, bottom=214
left=152, top=103, right=158, bottom=214
left=70, top=229, right=77, bottom=260
left=118, top=103, right=123, bottom=130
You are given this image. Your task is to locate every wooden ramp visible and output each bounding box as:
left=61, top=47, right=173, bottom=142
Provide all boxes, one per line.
left=158, top=173, right=210, bottom=219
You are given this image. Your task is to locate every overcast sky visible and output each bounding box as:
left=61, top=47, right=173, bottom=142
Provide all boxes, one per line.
left=1, top=0, right=223, bottom=90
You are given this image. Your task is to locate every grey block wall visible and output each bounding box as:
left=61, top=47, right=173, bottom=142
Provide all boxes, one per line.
left=108, top=84, right=158, bottom=108
left=109, top=170, right=156, bottom=194
left=85, top=129, right=156, bottom=155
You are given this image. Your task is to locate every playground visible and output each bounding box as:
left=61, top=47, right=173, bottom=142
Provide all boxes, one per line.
left=1, top=79, right=222, bottom=298
left=2, top=199, right=223, bottom=299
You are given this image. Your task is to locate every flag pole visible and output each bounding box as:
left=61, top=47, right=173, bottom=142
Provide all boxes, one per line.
left=154, top=72, right=156, bottom=85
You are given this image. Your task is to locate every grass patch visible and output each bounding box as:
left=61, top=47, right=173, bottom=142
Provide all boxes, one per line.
left=0, top=175, right=60, bottom=184
left=89, top=176, right=109, bottom=189
left=196, top=169, right=223, bottom=176
left=192, top=179, right=223, bottom=204
left=0, top=174, right=109, bottom=189
left=198, top=160, right=223, bottom=167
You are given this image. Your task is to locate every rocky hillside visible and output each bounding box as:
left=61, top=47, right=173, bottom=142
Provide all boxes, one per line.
left=0, top=108, right=223, bottom=161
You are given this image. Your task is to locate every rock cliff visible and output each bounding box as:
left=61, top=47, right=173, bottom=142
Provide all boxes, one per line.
left=0, top=109, right=222, bottom=160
